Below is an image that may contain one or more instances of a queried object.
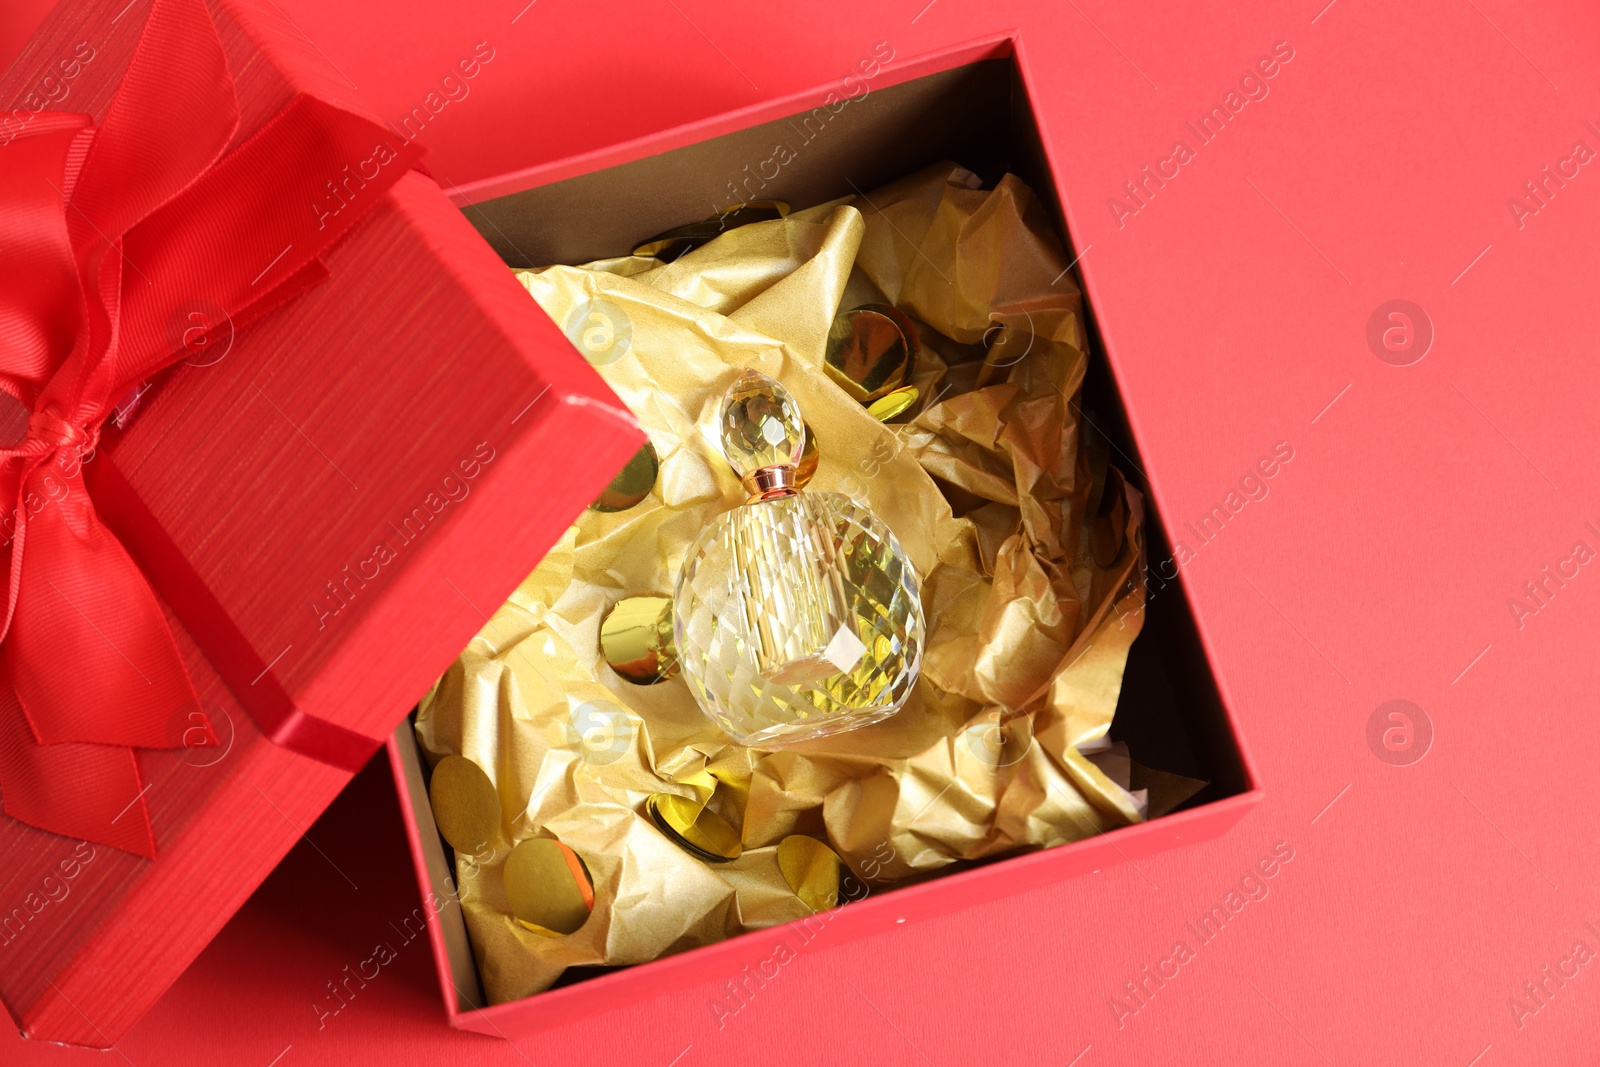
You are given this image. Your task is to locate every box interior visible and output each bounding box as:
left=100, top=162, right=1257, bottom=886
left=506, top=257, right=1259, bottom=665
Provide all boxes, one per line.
left=410, top=53, right=1250, bottom=1013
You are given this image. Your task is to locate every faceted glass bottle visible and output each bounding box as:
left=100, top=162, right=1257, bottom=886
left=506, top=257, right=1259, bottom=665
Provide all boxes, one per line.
left=673, top=370, right=925, bottom=745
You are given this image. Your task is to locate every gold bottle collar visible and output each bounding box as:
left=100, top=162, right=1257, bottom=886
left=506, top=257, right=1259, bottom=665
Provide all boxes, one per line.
left=742, top=464, right=799, bottom=502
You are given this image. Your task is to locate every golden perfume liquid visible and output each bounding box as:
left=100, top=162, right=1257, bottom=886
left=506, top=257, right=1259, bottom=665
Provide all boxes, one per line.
left=674, top=370, right=924, bottom=745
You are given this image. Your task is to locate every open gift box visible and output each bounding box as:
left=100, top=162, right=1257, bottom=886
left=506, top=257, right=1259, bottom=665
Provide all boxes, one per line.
left=388, top=35, right=1262, bottom=1039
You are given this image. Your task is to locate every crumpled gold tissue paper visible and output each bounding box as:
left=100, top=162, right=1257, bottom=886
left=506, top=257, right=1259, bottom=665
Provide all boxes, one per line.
left=416, top=162, right=1163, bottom=1004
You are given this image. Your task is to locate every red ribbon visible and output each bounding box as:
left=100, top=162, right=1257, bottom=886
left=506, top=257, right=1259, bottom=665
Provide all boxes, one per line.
left=0, top=0, right=422, bottom=856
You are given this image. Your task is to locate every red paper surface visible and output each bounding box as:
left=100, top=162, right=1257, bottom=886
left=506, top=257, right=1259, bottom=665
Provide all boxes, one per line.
left=5, top=0, right=1600, bottom=1064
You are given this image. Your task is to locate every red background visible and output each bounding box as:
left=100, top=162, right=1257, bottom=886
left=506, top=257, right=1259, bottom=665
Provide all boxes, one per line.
left=4, top=0, right=1600, bottom=1064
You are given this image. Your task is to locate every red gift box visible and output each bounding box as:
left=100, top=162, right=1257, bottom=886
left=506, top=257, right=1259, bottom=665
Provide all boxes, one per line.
left=386, top=34, right=1263, bottom=1039
left=0, top=0, right=641, bottom=1047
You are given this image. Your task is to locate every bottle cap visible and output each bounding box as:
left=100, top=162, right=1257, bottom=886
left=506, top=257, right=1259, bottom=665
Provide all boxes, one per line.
left=719, top=369, right=804, bottom=500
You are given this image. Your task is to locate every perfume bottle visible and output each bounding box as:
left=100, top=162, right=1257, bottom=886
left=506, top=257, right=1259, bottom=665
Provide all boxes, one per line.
left=673, top=370, right=925, bottom=745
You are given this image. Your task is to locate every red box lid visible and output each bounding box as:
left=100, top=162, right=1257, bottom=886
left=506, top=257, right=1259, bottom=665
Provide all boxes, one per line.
left=0, top=0, right=641, bottom=1046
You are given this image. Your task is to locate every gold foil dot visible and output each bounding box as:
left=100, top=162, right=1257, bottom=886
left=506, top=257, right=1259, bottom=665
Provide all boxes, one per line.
left=589, top=440, right=659, bottom=513
left=647, top=793, right=742, bottom=862
left=776, top=835, right=842, bottom=913
left=824, top=305, right=917, bottom=404
left=503, top=837, right=594, bottom=937
left=859, top=303, right=921, bottom=367
left=428, top=755, right=500, bottom=856
left=866, top=385, right=919, bottom=422
left=632, top=201, right=791, bottom=261
left=600, top=595, right=678, bottom=684
left=1091, top=466, right=1128, bottom=567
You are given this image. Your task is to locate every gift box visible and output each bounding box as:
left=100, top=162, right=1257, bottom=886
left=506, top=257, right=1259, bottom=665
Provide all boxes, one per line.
left=387, top=35, right=1262, bottom=1038
left=0, top=0, right=643, bottom=1047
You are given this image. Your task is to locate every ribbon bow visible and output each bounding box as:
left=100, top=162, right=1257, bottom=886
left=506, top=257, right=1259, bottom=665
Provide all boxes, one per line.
left=0, top=0, right=421, bottom=856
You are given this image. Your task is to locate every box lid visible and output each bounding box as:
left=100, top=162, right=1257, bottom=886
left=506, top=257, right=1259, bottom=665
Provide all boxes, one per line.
left=0, top=0, right=641, bottom=1046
